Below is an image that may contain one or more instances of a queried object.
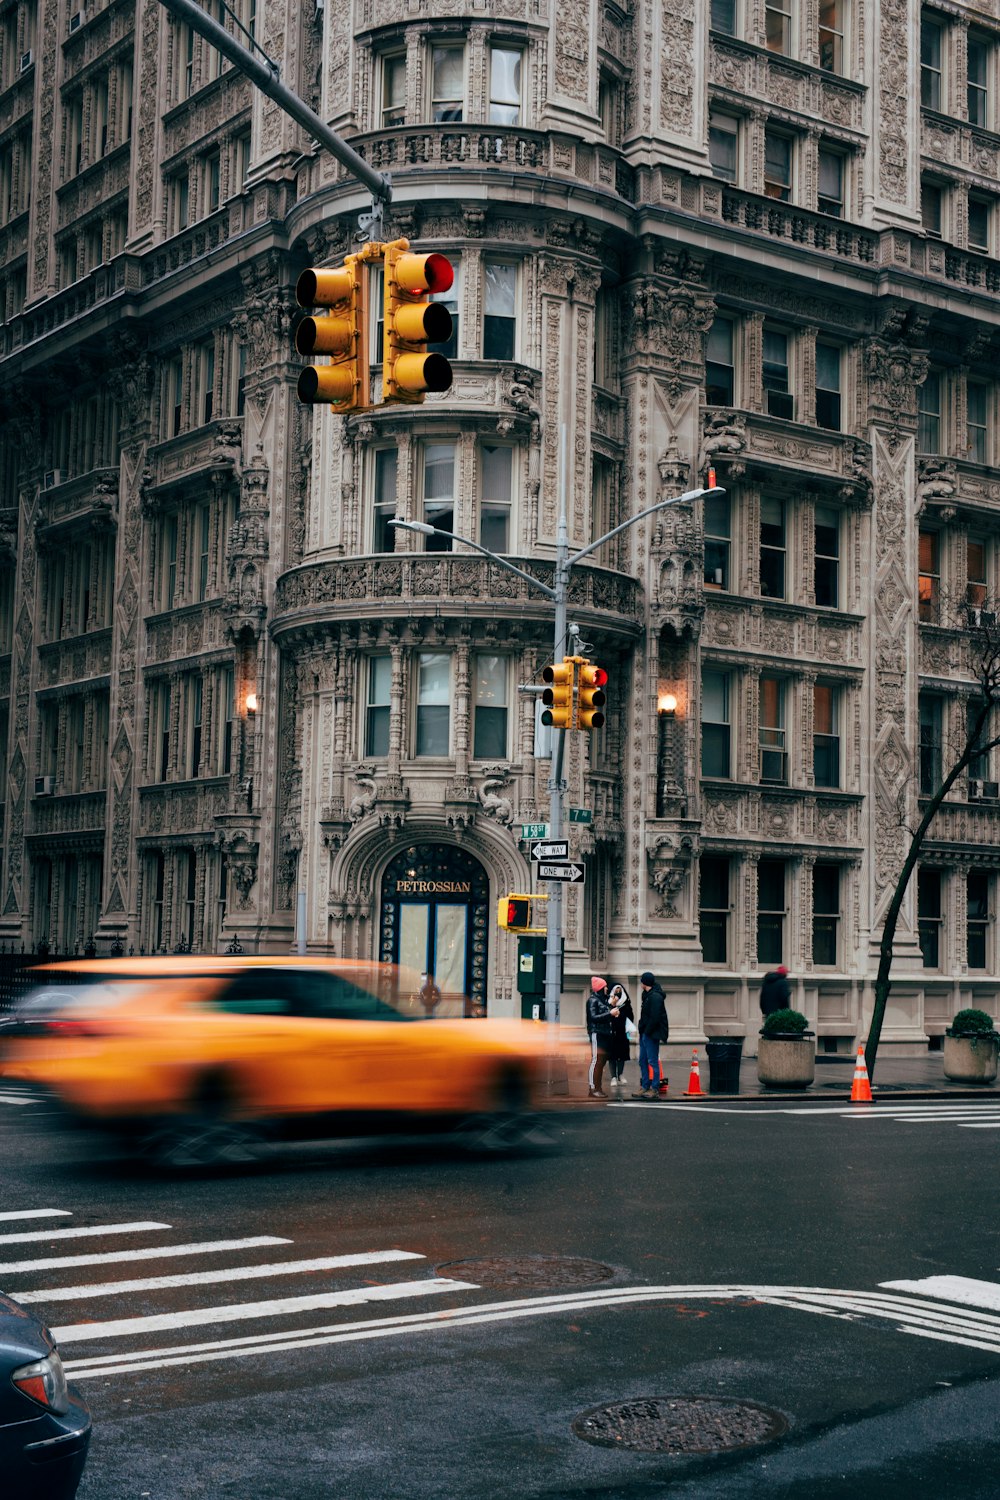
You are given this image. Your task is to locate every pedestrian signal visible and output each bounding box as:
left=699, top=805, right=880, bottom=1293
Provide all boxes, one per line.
left=577, top=662, right=608, bottom=731
left=295, top=259, right=369, bottom=412
left=382, top=239, right=454, bottom=405
left=498, top=895, right=532, bottom=931
left=541, top=659, right=576, bottom=730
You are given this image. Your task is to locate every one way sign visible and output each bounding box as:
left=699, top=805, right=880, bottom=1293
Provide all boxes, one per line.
left=537, top=862, right=586, bottom=885
left=529, top=839, right=569, bottom=862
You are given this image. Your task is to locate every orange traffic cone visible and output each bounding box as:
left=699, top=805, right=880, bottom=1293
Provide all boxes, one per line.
left=683, top=1049, right=704, bottom=1097
left=658, top=1073, right=669, bottom=1096
left=851, top=1046, right=873, bottom=1104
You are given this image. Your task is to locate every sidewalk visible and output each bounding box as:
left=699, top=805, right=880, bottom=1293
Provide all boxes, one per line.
left=573, top=1049, right=1000, bottom=1102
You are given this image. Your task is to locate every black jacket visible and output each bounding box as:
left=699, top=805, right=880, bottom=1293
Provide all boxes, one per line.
left=638, top=983, right=669, bottom=1044
left=759, top=970, right=791, bottom=1016
left=604, top=985, right=634, bottom=1062
left=587, top=988, right=614, bottom=1039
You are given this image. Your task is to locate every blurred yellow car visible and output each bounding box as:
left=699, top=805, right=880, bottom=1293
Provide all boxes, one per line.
left=1, top=958, right=565, bottom=1167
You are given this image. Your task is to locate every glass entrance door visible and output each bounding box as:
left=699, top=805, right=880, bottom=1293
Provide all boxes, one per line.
left=380, top=845, right=489, bottom=1016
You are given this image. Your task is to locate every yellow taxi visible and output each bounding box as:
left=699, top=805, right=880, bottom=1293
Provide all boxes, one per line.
left=1, top=957, right=565, bottom=1167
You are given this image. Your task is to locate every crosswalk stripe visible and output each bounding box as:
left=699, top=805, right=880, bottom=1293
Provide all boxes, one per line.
left=51, top=1275, right=480, bottom=1344
left=0, top=1093, right=38, bottom=1105
left=0, top=1209, right=72, bottom=1223
left=0, top=1220, right=170, bottom=1247
left=17, top=1250, right=425, bottom=1303
left=880, top=1275, right=1000, bottom=1312
left=0, top=1235, right=292, bottom=1276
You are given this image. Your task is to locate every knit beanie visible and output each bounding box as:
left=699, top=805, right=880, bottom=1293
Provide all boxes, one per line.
left=590, top=976, right=607, bottom=992
left=640, top=971, right=656, bottom=986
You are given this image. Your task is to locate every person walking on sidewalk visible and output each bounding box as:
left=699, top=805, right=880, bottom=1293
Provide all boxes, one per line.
left=636, top=971, right=669, bottom=1099
left=586, top=976, right=614, bottom=1098
left=604, top=982, right=634, bottom=1093
left=759, top=965, right=791, bottom=1018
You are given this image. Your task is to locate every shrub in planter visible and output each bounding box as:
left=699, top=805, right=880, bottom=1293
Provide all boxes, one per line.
left=943, top=1008, right=999, bottom=1084
left=758, top=1008, right=815, bottom=1089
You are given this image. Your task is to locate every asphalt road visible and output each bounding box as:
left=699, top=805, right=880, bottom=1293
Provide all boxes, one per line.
left=3, top=1089, right=999, bottom=1500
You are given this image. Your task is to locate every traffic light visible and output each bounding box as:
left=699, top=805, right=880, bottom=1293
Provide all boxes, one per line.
left=295, top=258, right=369, bottom=412
left=577, top=662, right=608, bottom=731
left=498, top=895, right=532, bottom=931
left=541, top=659, right=576, bottom=729
left=382, top=238, right=454, bottom=405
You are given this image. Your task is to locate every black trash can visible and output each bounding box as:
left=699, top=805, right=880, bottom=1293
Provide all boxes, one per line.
left=705, top=1038, right=744, bottom=1095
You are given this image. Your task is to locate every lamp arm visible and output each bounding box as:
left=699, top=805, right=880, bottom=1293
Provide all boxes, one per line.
left=567, top=486, right=722, bottom=569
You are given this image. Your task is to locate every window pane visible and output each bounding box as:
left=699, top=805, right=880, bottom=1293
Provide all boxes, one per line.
left=706, top=317, right=735, bottom=405
left=482, top=443, right=512, bottom=501
left=483, top=261, right=516, bottom=359
left=490, top=47, right=521, bottom=123
left=474, top=655, right=507, bottom=759
left=383, top=55, right=405, bottom=123
left=969, top=196, right=990, bottom=252
left=704, top=493, right=730, bottom=590
left=709, top=117, right=738, bottom=182
left=817, top=149, right=843, bottom=215
left=416, top=652, right=450, bottom=755
left=711, top=0, right=736, bottom=33
left=432, top=47, right=464, bottom=121
left=699, top=855, right=730, bottom=964
left=764, top=131, right=792, bottom=199
left=921, top=179, right=942, bottom=236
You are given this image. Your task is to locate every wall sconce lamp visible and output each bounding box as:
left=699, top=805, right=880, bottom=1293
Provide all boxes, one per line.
left=245, top=691, right=258, bottom=716
left=659, top=693, right=678, bottom=718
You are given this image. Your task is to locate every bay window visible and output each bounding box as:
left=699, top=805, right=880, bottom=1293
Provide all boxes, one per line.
left=483, top=261, right=516, bottom=360
left=415, top=653, right=450, bottom=756
left=473, top=655, right=508, bottom=758
left=430, top=45, right=464, bottom=122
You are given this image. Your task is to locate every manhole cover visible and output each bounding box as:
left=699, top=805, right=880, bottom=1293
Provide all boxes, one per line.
left=573, top=1396, right=788, bottom=1454
left=436, top=1255, right=614, bottom=1291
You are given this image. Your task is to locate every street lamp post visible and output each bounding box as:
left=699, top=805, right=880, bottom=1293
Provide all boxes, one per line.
left=391, top=461, right=722, bottom=1033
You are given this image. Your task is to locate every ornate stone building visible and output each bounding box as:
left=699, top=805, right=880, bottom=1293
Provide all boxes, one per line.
left=1, top=0, right=999, bottom=1046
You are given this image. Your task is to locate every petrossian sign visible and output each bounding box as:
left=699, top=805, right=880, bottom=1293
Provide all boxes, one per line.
left=396, top=879, right=473, bottom=894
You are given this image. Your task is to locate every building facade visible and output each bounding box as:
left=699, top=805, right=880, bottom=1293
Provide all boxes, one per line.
left=2, top=0, right=1000, bottom=1045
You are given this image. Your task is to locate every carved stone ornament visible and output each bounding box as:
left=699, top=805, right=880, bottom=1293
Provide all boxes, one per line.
left=477, top=767, right=515, bottom=827
left=700, top=409, right=748, bottom=475
left=348, top=766, right=378, bottom=822
left=645, top=831, right=700, bottom=918
left=916, top=456, right=958, bottom=512
left=864, top=337, right=929, bottom=452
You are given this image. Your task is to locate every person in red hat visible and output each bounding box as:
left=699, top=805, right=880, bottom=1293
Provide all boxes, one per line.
left=760, top=964, right=791, bottom=1017
left=586, top=976, right=613, bottom=1098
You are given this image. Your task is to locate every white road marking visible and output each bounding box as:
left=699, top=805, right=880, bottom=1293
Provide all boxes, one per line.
left=0, top=1093, right=39, bottom=1105
left=880, top=1275, right=1000, bottom=1312
left=52, top=1276, right=480, bottom=1344
left=18, top=1250, right=425, bottom=1303
left=59, top=1280, right=1000, bottom=1382
left=0, top=1220, right=170, bottom=1247
left=0, top=1209, right=72, bottom=1223
left=0, top=1235, right=292, bottom=1275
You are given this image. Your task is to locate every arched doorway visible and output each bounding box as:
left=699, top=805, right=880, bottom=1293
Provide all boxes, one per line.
left=379, top=844, right=490, bottom=1016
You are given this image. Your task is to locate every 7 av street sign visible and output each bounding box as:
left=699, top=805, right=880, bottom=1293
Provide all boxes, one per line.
left=537, top=862, right=585, bottom=885
left=529, top=840, right=569, bottom=862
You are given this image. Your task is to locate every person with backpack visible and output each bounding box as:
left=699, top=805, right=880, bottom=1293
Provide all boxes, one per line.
left=586, top=976, right=614, bottom=1098
left=635, top=971, right=669, bottom=1099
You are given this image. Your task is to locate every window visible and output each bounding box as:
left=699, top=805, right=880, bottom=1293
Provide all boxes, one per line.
left=759, top=676, right=787, bottom=784
left=918, top=530, right=940, bottom=622
left=175, top=173, right=189, bottom=233
left=917, top=371, right=940, bottom=453
left=205, top=152, right=221, bottom=214
left=430, top=45, right=463, bottom=122
left=423, top=443, right=455, bottom=549
left=967, top=870, right=990, bottom=969
left=705, top=316, right=735, bottom=405
left=814, top=505, right=840, bottom=608
left=817, top=146, right=844, bottom=217
left=710, top=0, right=737, bottom=34
left=704, top=491, right=730, bottom=590
left=416, top=652, right=450, bottom=756
left=155, top=681, right=171, bottom=782
left=150, top=853, right=165, bottom=951
left=699, top=855, right=731, bottom=964
left=65, top=95, right=83, bottom=178
left=218, top=665, right=234, bottom=774
left=701, top=670, right=731, bottom=778
left=814, top=682, right=840, bottom=787
left=186, top=675, right=202, bottom=778
left=920, top=14, right=943, bottom=110
left=118, top=58, right=133, bottom=141
left=598, top=70, right=621, bottom=145
left=196, top=502, right=211, bottom=601
left=473, top=655, right=507, bottom=758
left=812, top=863, right=840, bottom=965
left=968, top=194, right=991, bottom=254
left=917, top=867, right=942, bottom=968
left=967, top=381, right=989, bottom=465
left=594, top=285, right=615, bottom=389
left=967, top=35, right=990, bottom=128
left=709, top=113, right=739, bottom=183
left=373, top=448, right=398, bottom=552
left=918, top=694, right=942, bottom=794
left=763, top=328, right=793, bottom=418
left=197, top=340, right=215, bottom=426
left=483, top=260, right=516, bottom=360
left=818, top=0, right=844, bottom=72
left=489, top=46, right=521, bottom=124
left=921, top=177, right=942, bottom=238
left=815, top=342, right=841, bottom=430
left=382, top=54, right=406, bottom=126
left=760, top=496, right=786, bottom=599
left=161, top=513, right=179, bottom=609
left=93, top=78, right=108, bottom=159
left=757, top=859, right=786, bottom=965
left=481, top=444, right=512, bottom=552
left=967, top=697, right=990, bottom=781
left=181, top=850, right=196, bottom=947
left=366, top=655, right=391, bottom=758
left=763, top=129, right=792, bottom=201
left=967, top=539, right=988, bottom=613
left=765, top=0, right=792, bottom=55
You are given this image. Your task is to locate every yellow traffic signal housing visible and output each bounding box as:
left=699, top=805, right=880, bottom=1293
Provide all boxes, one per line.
left=295, top=259, right=369, bottom=413
left=382, top=238, right=454, bottom=405
left=577, top=662, right=608, bottom=731
left=541, top=659, right=577, bottom=730
left=497, top=893, right=548, bottom=933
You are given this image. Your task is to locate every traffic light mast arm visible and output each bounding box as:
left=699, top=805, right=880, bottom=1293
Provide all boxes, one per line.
left=155, top=0, right=391, bottom=212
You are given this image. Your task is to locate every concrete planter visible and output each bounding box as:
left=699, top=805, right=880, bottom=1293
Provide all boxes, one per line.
left=757, top=1033, right=816, bottom=1090
left=943, top=1033, right=999, bottom=1084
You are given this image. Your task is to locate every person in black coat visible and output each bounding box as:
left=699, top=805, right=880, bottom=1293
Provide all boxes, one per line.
left=586, top=977, right=614, bottom=1098
left=603, top=983, right=634, bottom=1093
left=637, top=971, right=669, bottom=1098
left=759, top=966, right=791, bottom=1018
